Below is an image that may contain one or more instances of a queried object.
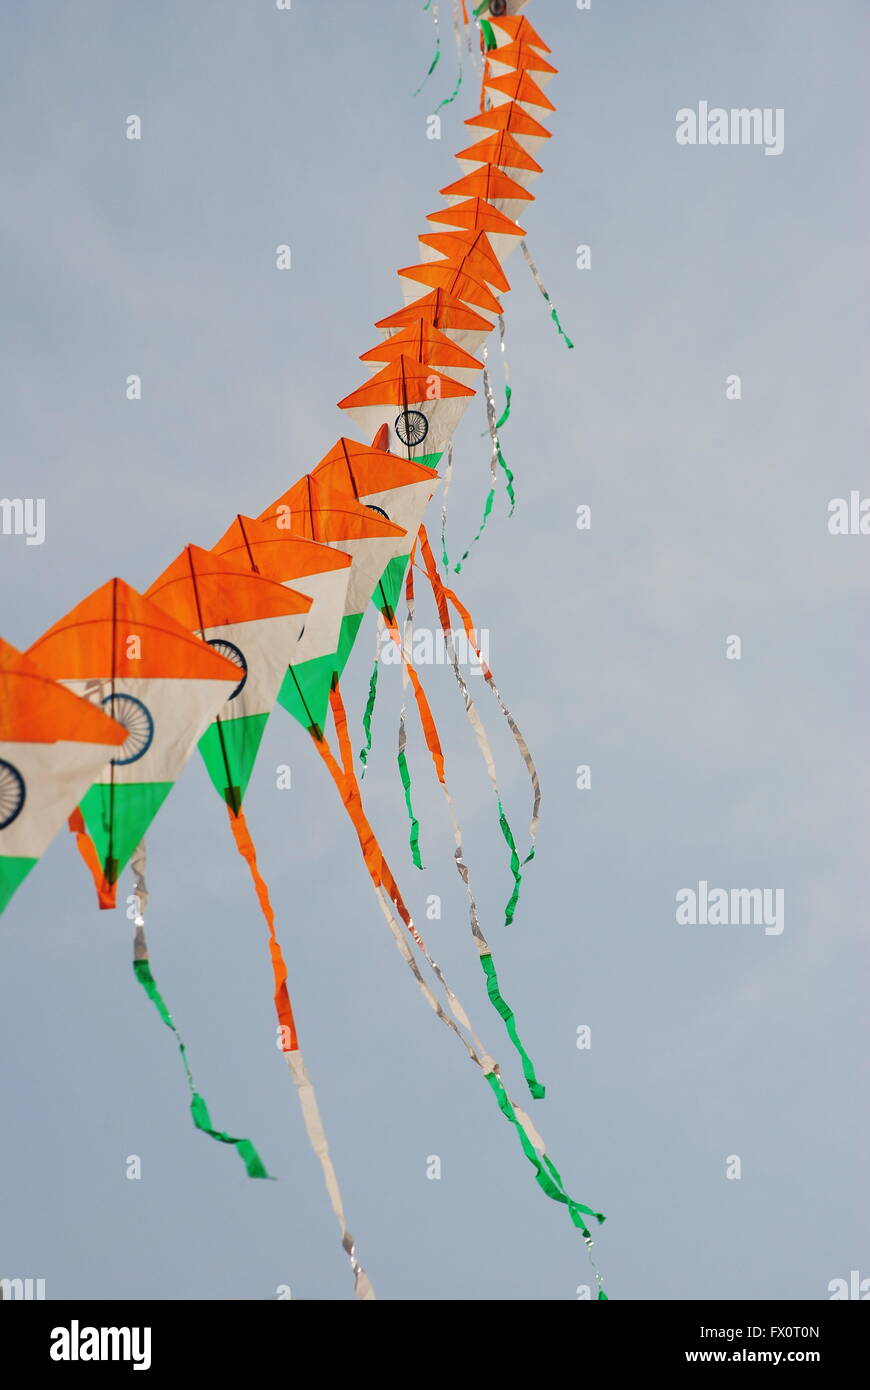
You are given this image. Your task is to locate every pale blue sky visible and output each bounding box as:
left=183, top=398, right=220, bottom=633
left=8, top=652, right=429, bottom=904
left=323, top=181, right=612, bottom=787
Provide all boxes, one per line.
left=0, top=0, right=867, bottom=1300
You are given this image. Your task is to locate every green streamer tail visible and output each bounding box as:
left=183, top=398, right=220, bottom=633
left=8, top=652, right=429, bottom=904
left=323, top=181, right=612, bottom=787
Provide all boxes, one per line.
left=481, top=953, right=544, bottom=1099
left=521, top=240, right=575, bottom=350
left=549, top=305, right=575, bottom=350
left=485, top=1070, right=607, bottom=1294
left=436, top=64, right=463, bottom=112
left=496, top=444, right=516, bottom=514
left=397, top=743, right=424, bottom=869
left=359, top=652, right=380, bottom=778
left=495, top=382, right=512, bottom=431
left=454, top=486, right=495, bottom=573
left=497, top=798, right=524, bottom=926
left=132, top=959, right=269, bottom=1179
left=414, top=38, right=441, bottom=95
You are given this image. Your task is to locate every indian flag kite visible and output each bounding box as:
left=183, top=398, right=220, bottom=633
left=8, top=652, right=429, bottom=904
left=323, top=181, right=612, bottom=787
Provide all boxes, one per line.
left=26, top=578, right=241, bottom=908
left=337, top=355, right=475, bottom=462
left=144, top=543, right=311, bottom=813
left=0, top=637, right=126, bottom=914
left=257, top=476, right=407, bottom=678
left=308, top=437, right=440, bottom=617
left=212, top=514, right=352, bottom=740
left=375, top=289, right=495, bottom=356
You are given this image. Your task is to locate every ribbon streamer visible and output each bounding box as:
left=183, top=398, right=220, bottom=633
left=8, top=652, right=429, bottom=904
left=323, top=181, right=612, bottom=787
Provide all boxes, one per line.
left=440, top=440, right=454, bottom=574
left=454, top=350, right=498, bottom=573
left=377, top=572, right=541, bottom=1092
left=313, top=701, right=603, bottom=1276
left=227, top=806, right=298, bottom=1049
left=225, top=805, right=375, bottom=1299
left=483, top=354, right=516, bottom=512
left=495, top=315, right=512, bottom=429
left=284, top=1050, right=376, bottom=1300
left=455, top=347, right=514, bottom=572
left=453, top=482, right=495, bottom=574
left=358, top=617, right=381, bottom=778
left=398, top=560, right=424, bottom=868
left=128, top=843, right=270, bottom=1179
left=414, top=0, right=442, bottom=96
left=521, top=240, right=575, bottom=349
left=68, top=806, right=116, bottom=909
left=433, top=1, right=464, bottom=112
left=419, top=526, right=541, bottom=913
left=313, top=698, right=605, bottom=1282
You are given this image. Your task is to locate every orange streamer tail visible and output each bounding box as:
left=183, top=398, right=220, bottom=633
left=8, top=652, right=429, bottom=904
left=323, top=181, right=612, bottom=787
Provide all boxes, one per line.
left=227, top=804, right=298, bottom=1052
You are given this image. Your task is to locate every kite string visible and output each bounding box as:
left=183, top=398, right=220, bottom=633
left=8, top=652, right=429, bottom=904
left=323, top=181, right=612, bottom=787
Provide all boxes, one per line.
left=126, top=840, right=270, bottom=1179
left=225, top=805, right=375, bottom=1300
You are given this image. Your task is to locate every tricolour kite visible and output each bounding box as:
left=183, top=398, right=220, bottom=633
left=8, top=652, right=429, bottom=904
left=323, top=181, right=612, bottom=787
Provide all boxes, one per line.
left=27, top=577, right=242, bottom=907
left=0, top=638, right=126, bottom=913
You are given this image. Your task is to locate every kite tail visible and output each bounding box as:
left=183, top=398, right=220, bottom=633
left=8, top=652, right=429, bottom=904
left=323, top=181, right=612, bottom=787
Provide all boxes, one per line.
left=398, top=571, right=424, bottom=868
left=380, top=580, right=542, bottom=1098
left=433, top=1, right=463, bottom=113
left=495, top=315, right=512, bottom=429
left=453, top=484, right=495, bottom=573
left=283, top=1049, right=375, bottom=1300
left=486, top=1071, right=608, bottom=1297
left=419, top=526, right=528, bottom=923
left=414, top=1, right=442, bottom=96
left=127, top=843, right=269, bottom=1179
left=496, top=382, right=513, bottom=432
left=521, top=240, right=575, bottom=349
left=225, top=805, right=375, bottom=1300
left=226, top=805, right=297, bottom=1048
left=68, top=806, right=116, bottom=909
left=440, top=440, right=454, bottom=573
left=455, top=350, right=513, bottom=574
left=483, top=351, right=515, bottom=514
left=314, top=693, right=604, bottom=1276
left=324, top=683, right=475, bottom=1025
left=358, top=618, right=381, bottom=779
left=420, top=524, right=541, bottom=895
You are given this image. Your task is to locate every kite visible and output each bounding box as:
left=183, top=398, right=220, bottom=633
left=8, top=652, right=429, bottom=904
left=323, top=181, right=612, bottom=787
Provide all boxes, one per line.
left=213, top=514, right=353, bottom=741
left=0, top=638, right=126, bottom=913
left=26, top=577, right=242, bottom=907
